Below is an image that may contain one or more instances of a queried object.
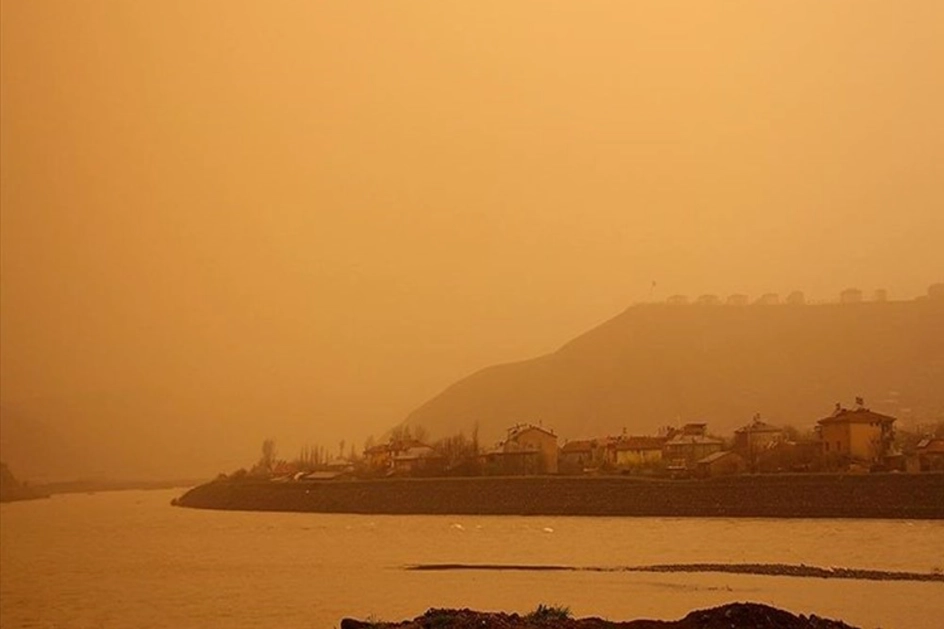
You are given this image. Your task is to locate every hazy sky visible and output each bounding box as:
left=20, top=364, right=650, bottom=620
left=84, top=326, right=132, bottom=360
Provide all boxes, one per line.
left=2, top=2, right=942, bottom=476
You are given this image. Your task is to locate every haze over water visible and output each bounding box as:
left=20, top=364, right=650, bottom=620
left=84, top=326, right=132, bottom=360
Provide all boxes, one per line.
left=2, top=490, right=943, bottom=629
left=3, top=4, right=944, bottom=628
left=3, top=2, right=944, bottom=480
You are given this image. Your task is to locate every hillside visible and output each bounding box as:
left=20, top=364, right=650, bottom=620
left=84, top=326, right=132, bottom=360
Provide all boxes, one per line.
left=403, top=300, right=944, bottom=444
left=0, top=462, right=47, bottom=502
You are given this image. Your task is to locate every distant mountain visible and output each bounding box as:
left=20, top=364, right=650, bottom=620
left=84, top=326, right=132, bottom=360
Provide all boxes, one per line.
left=403, top=300, right=944, bottom=444
left=0, top=462, right=47, bottom=502
left=0, top=406, right=86, bottom=483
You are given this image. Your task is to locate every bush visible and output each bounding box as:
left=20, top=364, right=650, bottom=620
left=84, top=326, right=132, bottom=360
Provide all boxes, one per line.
left=526, top=604, right=571, bottom=622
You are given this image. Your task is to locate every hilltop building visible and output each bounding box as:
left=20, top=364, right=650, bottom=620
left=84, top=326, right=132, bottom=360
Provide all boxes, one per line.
left=785, top=291, right=805, bottom=305
left=840, top=288, right=863, bottom=304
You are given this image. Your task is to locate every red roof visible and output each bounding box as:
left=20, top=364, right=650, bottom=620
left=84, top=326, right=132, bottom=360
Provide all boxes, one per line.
left=614, top=437, right=666, bottom=451
left=735, top=420, right=781, bottom=434
left=818, top=408, right=896, bottom=425
left=561, top=440, right=595, bottom=453
left=917, top=438, right=944, bottom=455
left=507, top=424, right=556, bottom=439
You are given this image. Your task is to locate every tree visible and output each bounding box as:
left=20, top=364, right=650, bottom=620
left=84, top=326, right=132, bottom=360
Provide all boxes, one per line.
left=259, top=438, right=277, bottom=472
left=390, top=424, right=412, bottom=443
left=413, top=425, right=429, bottom=444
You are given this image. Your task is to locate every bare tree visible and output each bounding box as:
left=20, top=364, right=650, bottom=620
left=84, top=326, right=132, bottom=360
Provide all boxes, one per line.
left=259, top=438, right=277, bottom=472
left=390, top=424, right=412, bottom=443
left=413, top=425, right=429, bottom=444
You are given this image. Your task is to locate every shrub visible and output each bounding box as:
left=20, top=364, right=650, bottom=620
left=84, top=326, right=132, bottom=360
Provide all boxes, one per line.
left=527, top=604, right=571, bottom=622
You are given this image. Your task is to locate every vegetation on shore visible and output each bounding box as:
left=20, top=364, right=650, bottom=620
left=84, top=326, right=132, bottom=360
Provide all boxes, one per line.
left=340, top=602, right=859, bottom=629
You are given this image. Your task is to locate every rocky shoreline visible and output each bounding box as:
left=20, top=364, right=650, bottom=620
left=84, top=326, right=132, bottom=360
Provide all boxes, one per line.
left=340, top=602, right=860, bottom=629
left=175, top=473, right=944, bottom=519
left=407, top=562, right=944, bottom=582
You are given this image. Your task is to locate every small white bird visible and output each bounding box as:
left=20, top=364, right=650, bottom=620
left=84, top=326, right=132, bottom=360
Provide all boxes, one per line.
left=543, top=527, right=554, bottom=533
left=452, top=523, right=465, bottom=530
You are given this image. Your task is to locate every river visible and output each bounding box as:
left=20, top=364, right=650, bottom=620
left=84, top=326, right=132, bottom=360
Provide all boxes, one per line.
left=1, top=488, right=942, bottom=629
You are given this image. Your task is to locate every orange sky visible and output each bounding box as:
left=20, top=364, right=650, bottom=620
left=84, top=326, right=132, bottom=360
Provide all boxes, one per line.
left=2, top=2, right=942, bottom=477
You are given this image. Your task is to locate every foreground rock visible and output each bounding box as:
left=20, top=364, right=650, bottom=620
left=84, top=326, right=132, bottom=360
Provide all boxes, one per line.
left=340, top=602, right=859, bottom=629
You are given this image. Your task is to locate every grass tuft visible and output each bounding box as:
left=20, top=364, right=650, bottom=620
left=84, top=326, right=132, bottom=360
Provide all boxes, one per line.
left=526, top=604, right=572, bottom=622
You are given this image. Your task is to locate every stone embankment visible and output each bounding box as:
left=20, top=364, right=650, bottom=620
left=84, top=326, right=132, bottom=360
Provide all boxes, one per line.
left=174, top=473, right=944, bottom=519
left=340, top=602, right=860, bottom=629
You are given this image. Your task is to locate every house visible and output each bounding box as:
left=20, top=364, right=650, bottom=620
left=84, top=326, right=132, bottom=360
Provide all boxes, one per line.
left=817, top=401, right=896, bottom=466
left=663, top=423, right=723, bottom=468
left=364, top=439, right=438, bottom=474
left=915, top=437, right=944, bottom=471
left=392, top=445, right=444, bottom=476
left=733, top=416, right=785, bottom=469
left=612, top=436, right=666, bottom=469
left=559, top=439, right=601, bottom=472
left=485, top=423, right=559, bottom=474
left=695, top=451, right=746, bottom=478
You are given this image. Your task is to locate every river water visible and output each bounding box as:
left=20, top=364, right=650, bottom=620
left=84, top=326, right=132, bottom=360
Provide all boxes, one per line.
left=1, top=488, right=942, bottom=629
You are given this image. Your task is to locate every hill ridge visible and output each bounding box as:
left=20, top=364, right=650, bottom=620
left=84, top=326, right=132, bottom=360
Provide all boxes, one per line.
left=403, top=300, right=944, bottom=443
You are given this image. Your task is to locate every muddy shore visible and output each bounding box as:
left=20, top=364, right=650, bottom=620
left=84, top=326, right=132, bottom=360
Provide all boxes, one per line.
left=175, top=473, right=944, bottom=519
left=340, top=602, right=860, bottom=629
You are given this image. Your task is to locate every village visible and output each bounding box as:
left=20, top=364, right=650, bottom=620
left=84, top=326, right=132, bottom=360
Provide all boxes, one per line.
left=241, top=398, right=944, bottom=483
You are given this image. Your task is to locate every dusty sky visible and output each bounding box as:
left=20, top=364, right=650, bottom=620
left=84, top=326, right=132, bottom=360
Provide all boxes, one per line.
left=2, top=2, right=942, bottom=477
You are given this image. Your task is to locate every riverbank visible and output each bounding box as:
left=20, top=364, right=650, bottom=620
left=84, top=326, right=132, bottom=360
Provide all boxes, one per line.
left=175, top=473, right=944, bottom=519
left=406, top=562, right=944, bottom=582
left=340, top=602, right=859, bottom=629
